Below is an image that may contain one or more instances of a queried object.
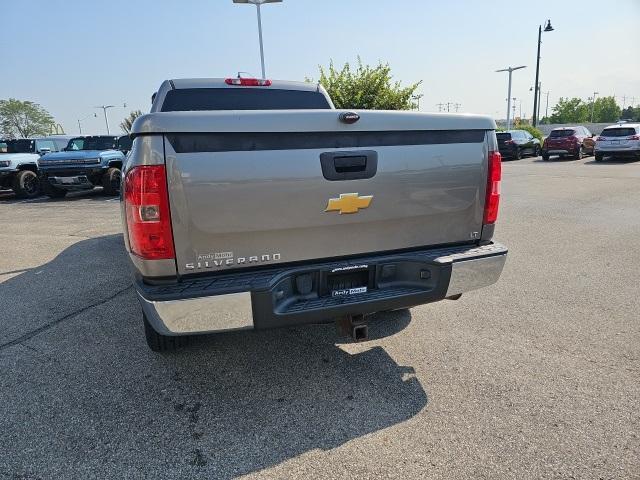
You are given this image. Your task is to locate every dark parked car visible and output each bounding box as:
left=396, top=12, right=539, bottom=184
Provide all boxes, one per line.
left=496, top=130, right=541, bottom=159
left=541, top=126, right=595, bottom=161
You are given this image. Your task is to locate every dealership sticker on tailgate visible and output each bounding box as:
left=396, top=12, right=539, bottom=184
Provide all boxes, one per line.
left=332, top=286, right=368, bottom=297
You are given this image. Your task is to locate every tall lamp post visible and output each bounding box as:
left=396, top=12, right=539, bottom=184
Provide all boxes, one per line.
left=590, top=91, right=599, bottom=122
left=533, top=20, right=554, bottom=127
left=95, top=105, right=115, bottom=135
left=77, top=113, right=97, bottom=135
left=94, top=103, right=127, bottom=135
left=496, top=65, right=526, bottom=130
left=544, top=91, right=550, bottom=120
left=232, top=0, right=282, bottom=79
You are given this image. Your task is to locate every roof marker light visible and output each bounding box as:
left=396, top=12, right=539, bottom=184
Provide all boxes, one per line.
left=225, top=78, right=272, bottom=86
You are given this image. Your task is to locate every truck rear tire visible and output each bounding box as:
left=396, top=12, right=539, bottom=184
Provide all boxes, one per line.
left=102, top=167, right=121, bottom=196
left=12, top=170, right=41, bottom=199
left=42, top=180, right=67, bottom=198
left=143, top=313, right=189, bottom=352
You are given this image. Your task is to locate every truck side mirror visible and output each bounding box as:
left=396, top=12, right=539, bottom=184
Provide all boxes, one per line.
left=38, top=148, right=51, bottom=155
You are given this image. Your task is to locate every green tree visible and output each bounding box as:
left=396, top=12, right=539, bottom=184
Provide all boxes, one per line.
left=120, top=110, right=143, bottom=134
left=548, top=97, right=589, bottom=123
left=0, top=98, right=55, bottom=138
left=591, top=96, right=621, bottom=123
left=620, top=106, right=640, bottom=121
left=311, top=58, right=422, bottom=110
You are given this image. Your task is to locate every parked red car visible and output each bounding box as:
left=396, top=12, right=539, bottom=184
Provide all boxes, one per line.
left=541, top=126, right=596, bottom=161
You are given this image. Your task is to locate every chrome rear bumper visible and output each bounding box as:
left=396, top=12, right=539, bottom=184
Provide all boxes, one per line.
left=138, top=242, right=508, bottom=336
left=139, top=291, right=254, bottom=336
left=445, top=254, right=506, bottom=297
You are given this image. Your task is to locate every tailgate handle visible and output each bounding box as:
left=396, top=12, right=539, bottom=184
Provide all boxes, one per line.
left=334, top=156, right=366, bottom=172
left=320, top=150, right=378, bottom=181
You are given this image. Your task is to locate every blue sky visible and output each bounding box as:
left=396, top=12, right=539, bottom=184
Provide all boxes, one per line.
left=2, top=0, right=639, bottom=135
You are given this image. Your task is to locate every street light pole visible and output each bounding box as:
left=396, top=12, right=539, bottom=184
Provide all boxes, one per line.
left=533, top=20, right=554, bottom=127
left=590, top=91, right=599, bottom=123
left=102, top=108, right=110, bottom=135
left=544, top=91, right=550, bottom=120
left=94, top=103, right=126, bottom=135
left=95, top=105, right=115, bottom=135
left=496, top=65, right=526, bottom=130
left=77, top=113, right=97, bottom=135
left=518, top=99, right=522, bottom=118
left=233, top=0, right=282, bottom=79
left=537, top=85, right=542, bottom=121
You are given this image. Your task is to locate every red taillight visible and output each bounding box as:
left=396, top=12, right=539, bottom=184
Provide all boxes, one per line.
left=124, top=165, right=175, bottom=260
left=629, top=135, right=640, bottom=140
left=567, top=135, right=578, bottom=143
left=225, top=78, right=272, bottom=87
left=596, top=136, right=606, bottom=141
left=483, top=151, right=502, bottom=224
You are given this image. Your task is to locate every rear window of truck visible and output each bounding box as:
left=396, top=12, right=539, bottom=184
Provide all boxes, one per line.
left=161, top=88, right=331, bottom=112
left=549, top=129, right=575, bottom=138
left=600, top=127, right=637, bottom=137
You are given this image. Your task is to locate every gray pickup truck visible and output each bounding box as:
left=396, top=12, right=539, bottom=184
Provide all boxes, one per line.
left=122, top=77, right=508, bottom=351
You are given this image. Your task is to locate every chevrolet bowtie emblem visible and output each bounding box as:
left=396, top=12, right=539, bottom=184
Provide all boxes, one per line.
left=325, top=193, right=373, bottom=214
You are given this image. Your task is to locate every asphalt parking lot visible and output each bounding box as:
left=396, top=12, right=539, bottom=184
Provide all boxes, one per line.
left=1, top=155, right=639, bottom=479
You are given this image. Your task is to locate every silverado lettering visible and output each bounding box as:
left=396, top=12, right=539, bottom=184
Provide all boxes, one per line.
left=186, top=253, right=282, bottom=269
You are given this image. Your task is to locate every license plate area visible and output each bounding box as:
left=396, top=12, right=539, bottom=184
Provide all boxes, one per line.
left=53, top=176, right=89, bottom=185
left=267, top=258, right=445, bottom=316
left=323, top=266, right=372, bottom=297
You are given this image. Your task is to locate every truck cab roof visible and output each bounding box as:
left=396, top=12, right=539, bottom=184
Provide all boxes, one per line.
left=151, top=77, right=334, bottom=113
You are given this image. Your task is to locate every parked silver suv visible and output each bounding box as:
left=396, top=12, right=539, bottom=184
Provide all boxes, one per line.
left=595, top=123, right=640, bottom=161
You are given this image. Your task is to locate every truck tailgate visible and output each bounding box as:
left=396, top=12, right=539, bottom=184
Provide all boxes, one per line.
left=137, top=110, right=493, bottom=275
